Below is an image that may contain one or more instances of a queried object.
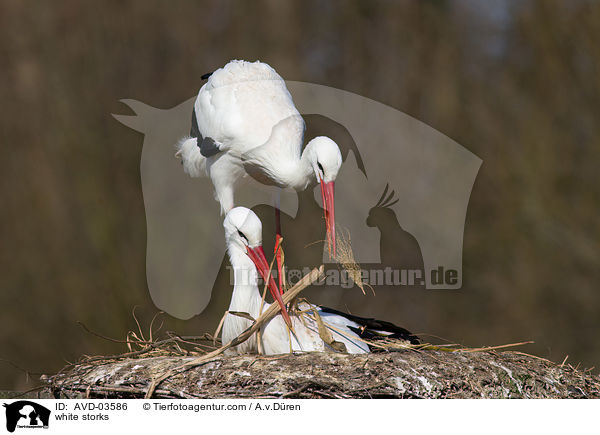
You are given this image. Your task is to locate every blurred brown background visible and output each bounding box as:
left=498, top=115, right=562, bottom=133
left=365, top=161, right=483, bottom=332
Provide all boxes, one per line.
left=1, top=0, right=599, bottom=390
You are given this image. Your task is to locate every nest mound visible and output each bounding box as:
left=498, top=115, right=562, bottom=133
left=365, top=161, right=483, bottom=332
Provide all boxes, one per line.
left=42, top=349, right=600, bottom=399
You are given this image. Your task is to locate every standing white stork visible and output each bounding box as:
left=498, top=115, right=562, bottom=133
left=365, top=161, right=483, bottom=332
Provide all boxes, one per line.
left=222, top=207, right=419, bottom=355
left=176, top=60, right=342, bottom=293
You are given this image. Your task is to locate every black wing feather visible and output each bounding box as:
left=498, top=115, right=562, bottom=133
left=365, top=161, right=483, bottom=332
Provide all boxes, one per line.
left=190, top=108, right=222, bottom=157
left=190, top=110, right=201, bottom=138
left=198, top=137, right=221, bottom=157
left=319, top=306, right=420, bottom=345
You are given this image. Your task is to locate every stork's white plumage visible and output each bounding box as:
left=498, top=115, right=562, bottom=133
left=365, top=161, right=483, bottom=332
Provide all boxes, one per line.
left=176, top=60, right=341, bottom=257
left=222, top=207, right=419, bottom=355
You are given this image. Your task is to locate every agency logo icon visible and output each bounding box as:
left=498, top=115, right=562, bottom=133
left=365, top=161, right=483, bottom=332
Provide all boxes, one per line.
left=113, top=80, right=481, bottom=319
left=2, top=401, right=50, bottom=433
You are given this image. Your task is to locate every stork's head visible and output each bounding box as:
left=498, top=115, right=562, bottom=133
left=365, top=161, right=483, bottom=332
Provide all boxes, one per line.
left=306, top=136, right=342, bottom=258
left=224, top=207, right=263, bottom=251
left=223, top=207, right=292, bottom=328
left=307, top=136, right=342, bottom=184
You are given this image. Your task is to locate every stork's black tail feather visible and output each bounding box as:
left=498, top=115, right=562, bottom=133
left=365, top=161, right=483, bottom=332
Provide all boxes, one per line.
left=201, top=71, right=213, bottom=80
left=319, top=306, right=420, bottom=346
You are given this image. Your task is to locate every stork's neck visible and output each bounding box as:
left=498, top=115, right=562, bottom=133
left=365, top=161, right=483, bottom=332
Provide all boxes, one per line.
left=261, top=115, right=314, bottom=191
left=227, top=246, right=264, bottom=318
left=264, top=137, right=314, bottom=191
left=291, top=148, right=316, bottom=191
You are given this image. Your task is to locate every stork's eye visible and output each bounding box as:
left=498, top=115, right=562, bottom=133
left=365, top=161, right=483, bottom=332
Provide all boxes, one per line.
left=237, top=230, right=248, bottom=243
left=317, top=161, right=324, bottom=177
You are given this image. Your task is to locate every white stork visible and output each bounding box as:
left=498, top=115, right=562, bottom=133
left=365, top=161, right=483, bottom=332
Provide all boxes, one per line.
left=222, top=207, right=419, bottom=355
left=176, top=60, right=342, bottom=292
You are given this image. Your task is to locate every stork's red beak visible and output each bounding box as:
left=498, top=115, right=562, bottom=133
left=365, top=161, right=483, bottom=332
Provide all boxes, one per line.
left=246, top=245, right=293, bottom=329
left=319, top=180, right=336, bottom=259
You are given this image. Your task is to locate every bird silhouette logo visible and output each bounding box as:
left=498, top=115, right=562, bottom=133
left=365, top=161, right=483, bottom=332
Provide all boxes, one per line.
left=112, top=79, right=481, bottom=320
left=366, top=183, right=424, bottom=276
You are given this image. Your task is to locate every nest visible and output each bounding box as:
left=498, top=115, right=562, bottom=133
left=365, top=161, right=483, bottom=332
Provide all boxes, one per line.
left=32, top=237, right=600, bottom=399
left=44, top=343, right=600, bottom=399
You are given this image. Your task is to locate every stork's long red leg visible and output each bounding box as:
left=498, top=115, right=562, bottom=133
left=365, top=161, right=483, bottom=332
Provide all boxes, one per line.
left=274, top=207, right=284, bottom=294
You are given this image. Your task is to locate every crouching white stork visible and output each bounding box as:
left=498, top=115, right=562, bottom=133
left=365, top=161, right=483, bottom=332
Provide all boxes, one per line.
left=222, top=207, right=419, bottom=355
left=176, top=60, right=342, bottom=293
